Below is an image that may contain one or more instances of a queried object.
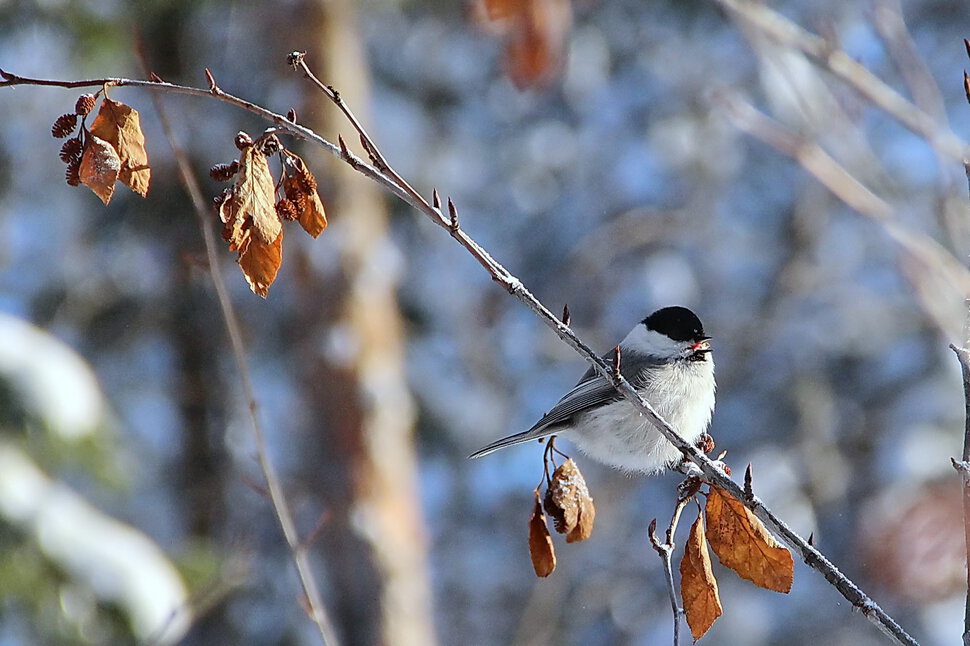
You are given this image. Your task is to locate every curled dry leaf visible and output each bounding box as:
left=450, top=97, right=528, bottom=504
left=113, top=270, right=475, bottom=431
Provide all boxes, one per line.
left=528, top=489, right=556, bottom=577
left=482, top=0, right=519, bottom=21
left=89, top=97, right=151, bottom=197
left=680, top=514, right=722, bottom=641
left=237, top=227, right=283, bottom=299
left=219, top=143, right=283, bottom=296
left=705, top=486, right=793, bottom=593
left=543, top=458, right=595, bottom=543
left=233, top=145, right=281, bottom=244
left=79, top=135, right=120, bottom=205
left=283, top=153, right=327, bottom=238
left=503, top=0, right=572, bottom=89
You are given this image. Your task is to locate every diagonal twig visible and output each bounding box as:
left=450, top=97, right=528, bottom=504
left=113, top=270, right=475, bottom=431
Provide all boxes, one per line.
left=141, top=68, right=341, bottom=646
left=0, top=60, right=920, bottom=646
left=717, top=90, right=970, bottom=308
left=649, top=494, right=693, bottom=646
left=713, top=0, right=967, bottom=163
left=285, top=59, right=921, bottom=646
left=949, top=344, right=970, bottom=646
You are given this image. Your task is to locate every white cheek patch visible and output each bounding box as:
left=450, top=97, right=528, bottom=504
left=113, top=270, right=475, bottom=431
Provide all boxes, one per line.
left=620, top=325, right=684, bottom=358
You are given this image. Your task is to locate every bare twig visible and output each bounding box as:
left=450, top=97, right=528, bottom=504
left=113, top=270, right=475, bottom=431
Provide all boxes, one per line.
left=0, top=62, right=920, bottom=646
left=286, top=62, right=920, bottom=646
left=648, top=518, right=679, bottom=645
left=713, top=0, right=967, bottom=162
left=142, top=70, right=341, bottom=646
left=951, top=331, right=970, bottom=646
left=649, top=494, right=693, bottom=646
left=871, top=1, right=947, bottom=128
left=718, top=90, right=970, bottom=305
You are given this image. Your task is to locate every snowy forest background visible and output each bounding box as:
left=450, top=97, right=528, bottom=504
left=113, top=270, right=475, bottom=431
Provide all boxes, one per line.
left=1, top=0, right=969, bottom=645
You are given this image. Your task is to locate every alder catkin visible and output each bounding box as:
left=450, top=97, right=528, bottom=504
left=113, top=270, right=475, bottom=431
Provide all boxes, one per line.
left=51, top=113, right=78, bottom=138
left=74, top=94, right=96, bottom=116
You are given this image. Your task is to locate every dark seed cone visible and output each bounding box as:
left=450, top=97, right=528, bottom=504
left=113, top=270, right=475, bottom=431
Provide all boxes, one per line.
left=298, top=171, right=317, bottom=193
left=542, top=487, right=567, bottom=534
left=260, top=134, right=282, bottom=156
left=209, top=161, right=239, bottom=182
left=234, top=131, right=253, bottom=150
left=213, top=187, right=233, bottom=207
left=276, top=198, right=298, bottom=221
left=74, top=94, right=96, bottom=116
left=291, top=191, right=308, bottom=214
left=59, top=137, right=83, bottom=163
left=65, top=159, right=81, bottom=186
left=51, top=113, right=78, bottom=138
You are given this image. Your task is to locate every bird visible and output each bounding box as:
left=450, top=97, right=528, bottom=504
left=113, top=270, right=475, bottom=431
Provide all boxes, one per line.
left=469, top=306, right=715, bottom=473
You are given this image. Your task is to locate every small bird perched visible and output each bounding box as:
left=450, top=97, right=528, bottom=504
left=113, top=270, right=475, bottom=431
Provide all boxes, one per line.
left=470, top=306, right=715, bottom=473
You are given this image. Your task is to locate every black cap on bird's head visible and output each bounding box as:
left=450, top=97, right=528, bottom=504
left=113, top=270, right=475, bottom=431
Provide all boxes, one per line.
left=642, top=306, right=708, bottom=343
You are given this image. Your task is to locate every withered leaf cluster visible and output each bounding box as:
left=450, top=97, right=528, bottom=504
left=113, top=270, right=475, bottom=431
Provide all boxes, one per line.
left=213, top=130, right=328, bottom=297
left=528, top=489, right=556, bottom=577
left=680, top=514, right=721, bottom=640
left=475, top=0, right=572, bottom=90
left=527, top=457, right=595, bottom=578
left=52, top=94, right=151, bottom=204
left=679, top=485, right=794, bottom=640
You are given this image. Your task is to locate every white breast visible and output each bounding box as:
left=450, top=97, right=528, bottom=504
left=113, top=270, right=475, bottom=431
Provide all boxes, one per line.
left=562, top=358, right=715, bottom=473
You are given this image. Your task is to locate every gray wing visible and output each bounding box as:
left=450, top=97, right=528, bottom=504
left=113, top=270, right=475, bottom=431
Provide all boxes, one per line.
left=468, top=349, right=659, bottom=459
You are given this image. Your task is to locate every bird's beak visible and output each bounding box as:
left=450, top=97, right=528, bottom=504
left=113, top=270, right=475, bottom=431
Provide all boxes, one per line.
left=691, top=338, right=712, bottom=353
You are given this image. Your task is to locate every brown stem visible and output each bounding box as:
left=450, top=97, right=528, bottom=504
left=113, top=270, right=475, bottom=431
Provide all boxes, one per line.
left=649, top=494, right=693, bottom=646
left=142, top=71, right=341, bottom=646
left=950, top=344, right=970, bottom=646
left=1, top=60, right=921, bottom=646
left=286, top=58, right=920, bottom=646
left=712, top=0, right=967, bottom=162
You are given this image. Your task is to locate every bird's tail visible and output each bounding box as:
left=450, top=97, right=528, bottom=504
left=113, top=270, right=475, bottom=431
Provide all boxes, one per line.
left=468, top=427, right=557, bottom=459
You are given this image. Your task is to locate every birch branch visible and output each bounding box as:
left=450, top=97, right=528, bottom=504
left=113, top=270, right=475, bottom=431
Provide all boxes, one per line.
left=713, top=0, right=968, bottom=163
left=949, top=344, right=970, bottom=646
left=139, top=54, right=342, bottom=646
left=0, top=61, right=919, bottom=646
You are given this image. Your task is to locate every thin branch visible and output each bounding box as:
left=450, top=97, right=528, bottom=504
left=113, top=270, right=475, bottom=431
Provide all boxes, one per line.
left=649, top=495, right=693, bottom=646
left=1, top=63, right=920, bottom=646
left=871, top=1, right=947, bottom=128
left=951, top=334, right=970, bottom=646
left=717, top=90, right=970, bottom=303
left=713, top=0, right=968, bottom=163
left=286, top=60, right=919, bottom=646
left=142, top=73, right=341, bottom=646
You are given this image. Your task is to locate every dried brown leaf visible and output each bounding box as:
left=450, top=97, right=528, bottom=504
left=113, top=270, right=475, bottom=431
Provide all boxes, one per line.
left=234, top=145, right=281, bottom=244
left=545, top=458, right=595, bottom=543
left=680, top=514, right=722, bottom=640
left=482, top=0, right=520, bottom=20
left=705, top=486, right=794, bottom=593
left=238, top=227, right=283, bottom=298
left=528, top=490, right=556, bottom=577
left=89, top=97, right=151, bottom=196
left=79, top=135, right=120, bottom=204
left=283, top=154, right=327, bottom=238
left=503, top=0, right=571, bottom=89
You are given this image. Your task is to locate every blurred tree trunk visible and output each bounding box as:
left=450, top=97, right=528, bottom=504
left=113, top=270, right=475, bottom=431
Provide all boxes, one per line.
left=287, top=2, right=438, bottom=645
left=140, top=7, right=236, bottom=644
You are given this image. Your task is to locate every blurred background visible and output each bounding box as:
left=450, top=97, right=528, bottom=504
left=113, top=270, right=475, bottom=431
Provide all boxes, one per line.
left=1, top=0, right=969, bottom=645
